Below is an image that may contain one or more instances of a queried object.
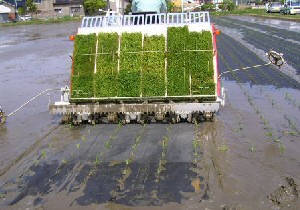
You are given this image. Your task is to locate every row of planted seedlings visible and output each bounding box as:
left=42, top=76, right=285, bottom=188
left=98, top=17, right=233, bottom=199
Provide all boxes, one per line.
left=245, top=28, right=300, bottom=70
left=219, top=35, right=281, bottom=112
left=114, top=124, right=147, bottom=196
left=218, top=51, right=286, bottom=153
left=222, top=32, right=300, bottom=110
left=244, top=30, right=300, bottom=107
left=191, top=121, right=204, bottom=193
left=83, top=123, right=124, bottom=182
left=75, top=123, right=148, bottom=198
left=219, top=36, right=300, bottom=140
left=70, top=26, right=215, bottom=100
left=24, top=125, right=96, bottom=195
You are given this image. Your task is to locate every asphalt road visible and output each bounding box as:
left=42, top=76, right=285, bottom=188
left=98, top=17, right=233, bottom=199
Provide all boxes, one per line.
left=0, top=17, right=300, bottom=209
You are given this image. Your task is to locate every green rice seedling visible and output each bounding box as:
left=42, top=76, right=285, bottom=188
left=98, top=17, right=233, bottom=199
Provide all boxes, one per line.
left=131, top=143, right=137, bottom=150
left=125, top=158, right=133, bottom=166
left=250, top=144, right=256, bottom=153
left=88, top=168, right=96, bottom=177
left=33, top=158, right=39, bottom=166
left=118, top=121, right=122, bottom=128
left=279, top=144, right=285, bottom=154
left=71, top=34, right=97, bottom=98
left=266, top=132, right=273, bottom=137
left=94, top=156, right=102, bottom=165
left=104, top=141, right=111, bottom=149
left=274, top=138, right=281, bottom=143
left=218, top=144, right=229, bottom=153
left=119, top=32, right=142, bottom=97
left=142, top=35, right=165, bottom=96
left=81, top=135, right=86, bottom=142
left=192, top=139, right=198, bottom=150
left=95, top=33, right=119, bottom=97
left=283, top=131, right=297, bottom=136
left=55, top=169, right=61, bottom=175
left=41, top=150, right=47, bottom=159
left=62, top=159, right=68, bottom=164
left=284, top=115, right=300, bottom=135
left=167, top=26, right=189, bottom=96
left=55, top=159, right=68, bottom=175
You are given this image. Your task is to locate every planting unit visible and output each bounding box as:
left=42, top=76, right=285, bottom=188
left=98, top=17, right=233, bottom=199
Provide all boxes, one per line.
left=49, top=12, right=224, bottom=124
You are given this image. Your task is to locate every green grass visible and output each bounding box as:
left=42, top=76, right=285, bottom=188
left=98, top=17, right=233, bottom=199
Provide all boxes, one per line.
left=0, top=16, right=81, bottom=27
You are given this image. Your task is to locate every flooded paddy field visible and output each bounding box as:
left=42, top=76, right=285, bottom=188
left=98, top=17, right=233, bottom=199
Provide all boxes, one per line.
left=0, top=17, right=300, bottom=209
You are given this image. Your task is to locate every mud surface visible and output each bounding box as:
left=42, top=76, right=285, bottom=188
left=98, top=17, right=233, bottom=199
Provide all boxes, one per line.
left=1, top=17, right=300, bottom=209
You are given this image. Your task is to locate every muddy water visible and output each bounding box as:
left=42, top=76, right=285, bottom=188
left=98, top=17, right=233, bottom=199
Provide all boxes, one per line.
left=0, top=22, right=78, bottom=175
left=1, top=18, right=300, bottom=209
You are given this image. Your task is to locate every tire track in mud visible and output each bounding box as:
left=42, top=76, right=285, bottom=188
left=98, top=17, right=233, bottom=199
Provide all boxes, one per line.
left=192, top=120, right=228, bottom=204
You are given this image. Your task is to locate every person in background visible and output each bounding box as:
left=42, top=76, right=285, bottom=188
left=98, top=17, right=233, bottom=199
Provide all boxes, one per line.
left=131, top=0, right=167, bottom=24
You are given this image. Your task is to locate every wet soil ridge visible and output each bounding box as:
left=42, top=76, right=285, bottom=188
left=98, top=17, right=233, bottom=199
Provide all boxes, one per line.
left=191, top=122, right=210, bottom=202
left=268, top=177, right=299, bottom=207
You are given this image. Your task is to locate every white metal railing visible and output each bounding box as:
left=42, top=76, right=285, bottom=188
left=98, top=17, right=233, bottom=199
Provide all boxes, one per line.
left=81, top=12, right=210, bottom=28
left=123, top=15, right=144, bottom=26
